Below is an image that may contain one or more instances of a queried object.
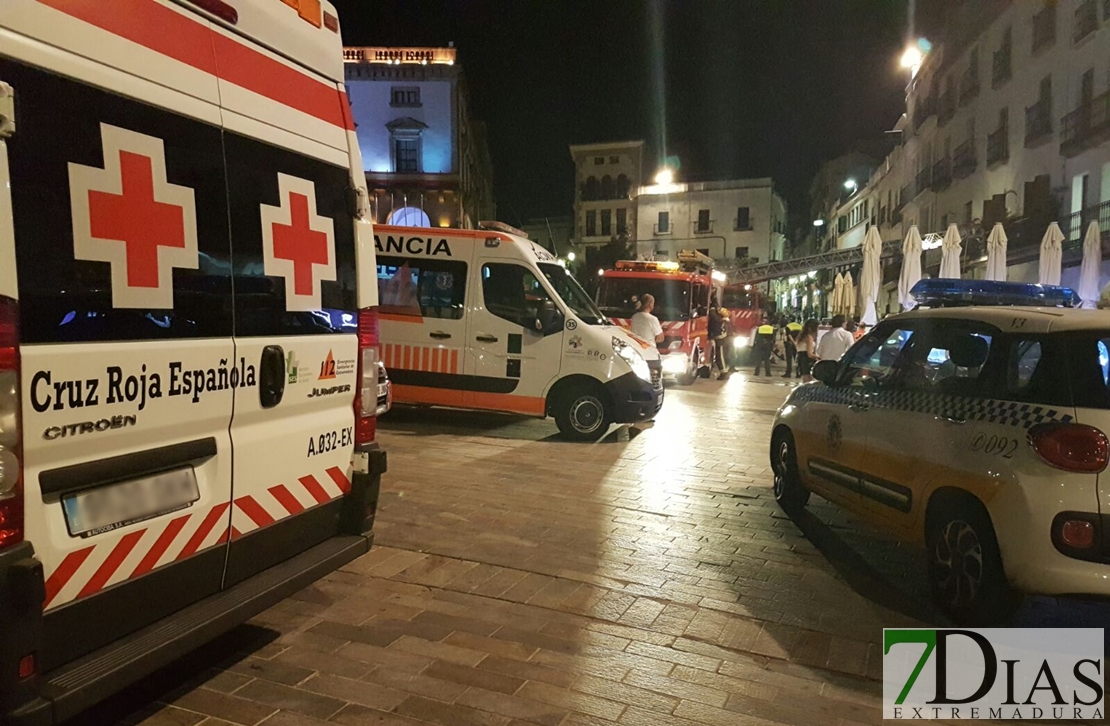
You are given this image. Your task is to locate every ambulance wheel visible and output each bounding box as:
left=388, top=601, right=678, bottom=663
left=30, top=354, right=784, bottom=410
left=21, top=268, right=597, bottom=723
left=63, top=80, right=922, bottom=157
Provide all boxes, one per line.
left=926, top=497, right=1021, bottom=625
left=554, top=384, right=611, bottom=442
left=771, top=429, right=809, bottom=514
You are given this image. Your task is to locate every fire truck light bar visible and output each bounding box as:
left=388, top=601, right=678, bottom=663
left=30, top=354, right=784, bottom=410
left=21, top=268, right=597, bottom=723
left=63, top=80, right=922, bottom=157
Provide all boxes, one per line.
left=615, top=260, right=681, bottom=272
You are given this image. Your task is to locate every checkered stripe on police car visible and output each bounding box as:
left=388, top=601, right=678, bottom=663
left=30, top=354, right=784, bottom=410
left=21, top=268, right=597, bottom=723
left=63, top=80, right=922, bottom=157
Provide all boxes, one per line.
left=41, top=466, right=352, bottom=610
left=792, top=385, right=1073, bottom=428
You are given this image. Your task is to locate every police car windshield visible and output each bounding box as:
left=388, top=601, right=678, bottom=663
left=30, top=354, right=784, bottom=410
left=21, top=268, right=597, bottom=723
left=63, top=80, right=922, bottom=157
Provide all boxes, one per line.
left=598, top=278, right=690, bottom=321
left=538, top=263, right=607, bottom=325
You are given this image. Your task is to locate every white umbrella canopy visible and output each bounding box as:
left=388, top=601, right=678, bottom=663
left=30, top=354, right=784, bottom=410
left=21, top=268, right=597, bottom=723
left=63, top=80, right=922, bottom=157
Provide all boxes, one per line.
left=831, top=273, right=845, bottom=315
left=984, top=223, right=1008, bottom=282
left=1038, top=222, right=1065, bottom=286
left=1078, top=221, right=1102, bottom=309
left=859, top=226, right=883, bottom=325
left=842, top=271, right=855, bottom=318
left=898, top=225, right=923, bottom=310
left=939, top=224, right=962, bottom=279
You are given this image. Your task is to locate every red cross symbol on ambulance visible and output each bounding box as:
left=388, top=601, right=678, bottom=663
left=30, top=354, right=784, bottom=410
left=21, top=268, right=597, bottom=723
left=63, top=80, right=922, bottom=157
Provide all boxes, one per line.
left=68, top=123, right=199, bottom=309
left=259, top=174, right=336, bottom=312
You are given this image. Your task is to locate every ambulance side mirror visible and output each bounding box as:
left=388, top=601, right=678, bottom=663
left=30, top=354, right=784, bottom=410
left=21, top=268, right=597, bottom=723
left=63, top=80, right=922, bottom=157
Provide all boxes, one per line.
left=529, top=300, right=562, bottom=336
left=812, top=359, right=840, bottom=386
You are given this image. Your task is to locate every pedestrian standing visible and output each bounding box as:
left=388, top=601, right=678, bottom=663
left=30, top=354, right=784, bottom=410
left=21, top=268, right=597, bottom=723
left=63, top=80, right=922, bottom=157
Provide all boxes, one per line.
left=815, top=314, right=856, bottom=362
left=780, top=320, right=797, bottom=378
left=631, top=294, right=664, bottom=344
left=752, top=323, right=775, bottom=377
left=797, top=319, right=820, bottom=382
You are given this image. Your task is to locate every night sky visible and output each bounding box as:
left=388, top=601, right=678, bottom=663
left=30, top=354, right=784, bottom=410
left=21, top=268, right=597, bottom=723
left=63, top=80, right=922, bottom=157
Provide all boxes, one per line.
left=331, top=0, right=913, bottom=227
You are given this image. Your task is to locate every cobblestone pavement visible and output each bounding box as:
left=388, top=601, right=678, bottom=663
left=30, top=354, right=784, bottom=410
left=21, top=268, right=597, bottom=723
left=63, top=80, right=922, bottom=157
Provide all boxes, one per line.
left=87, top=373, right=1109, bottom=726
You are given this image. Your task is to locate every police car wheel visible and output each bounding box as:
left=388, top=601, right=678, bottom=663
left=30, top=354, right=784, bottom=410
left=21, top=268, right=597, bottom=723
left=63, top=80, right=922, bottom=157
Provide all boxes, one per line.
left=555, top=389, right=610, bottom=442
left=771, top=430, right=809, bottom=514
left=927, top=504, right=1019, bottom=625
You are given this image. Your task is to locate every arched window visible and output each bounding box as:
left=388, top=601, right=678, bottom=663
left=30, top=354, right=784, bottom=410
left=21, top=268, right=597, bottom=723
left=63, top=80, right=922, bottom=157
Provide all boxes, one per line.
left=388, top=206, right=431, bottom=227
left=583, top=176, right=600, bottom=201
left=616, top=174, right=630, bottom=198
left=600, top=175, right=615, bottom=200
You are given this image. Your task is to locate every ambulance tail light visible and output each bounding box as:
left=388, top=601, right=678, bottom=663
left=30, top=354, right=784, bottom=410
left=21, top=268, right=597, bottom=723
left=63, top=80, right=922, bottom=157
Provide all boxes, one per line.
left=354, top=307, right=380, bottom=445
left=0, top=296, right=23, bottom=549
left=1028, top=423, right=1109, bottom=473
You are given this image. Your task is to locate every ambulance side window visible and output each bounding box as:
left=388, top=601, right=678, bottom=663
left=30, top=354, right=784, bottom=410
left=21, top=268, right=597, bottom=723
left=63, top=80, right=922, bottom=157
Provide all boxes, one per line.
left=377, top=255, right=467, bottom=319
left=481, top=263, right=552, bottom=327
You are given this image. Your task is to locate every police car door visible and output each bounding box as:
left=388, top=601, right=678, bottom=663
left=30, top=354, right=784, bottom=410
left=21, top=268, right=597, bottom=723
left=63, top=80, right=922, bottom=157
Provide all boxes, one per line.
left=466, top=260, right=562, bottom=415
left=2, top=4, right=234, bottom=666
left=802, top=323, right=916, bottom=511
left=860, top=319, right=999, bottom=529
left=218, top=58, right=358, bottom=585
left=376, top=232, right=469, bottom=408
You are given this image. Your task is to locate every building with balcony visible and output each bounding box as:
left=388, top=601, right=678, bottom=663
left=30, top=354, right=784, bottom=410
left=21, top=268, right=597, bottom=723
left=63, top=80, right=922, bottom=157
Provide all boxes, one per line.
left=569, top=141, right=644, bottom=250
left=633, top=179, right=787, bottom=267
left=344, top=45, right=496, bottom=229
left=867, top=0, right=1110, bottom=285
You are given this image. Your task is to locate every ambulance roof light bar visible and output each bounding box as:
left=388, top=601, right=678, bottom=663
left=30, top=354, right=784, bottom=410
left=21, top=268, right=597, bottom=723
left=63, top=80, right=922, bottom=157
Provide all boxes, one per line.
left=478, top=221, right=529, bottom=238
left=910, top=279, right=1080, bottom=308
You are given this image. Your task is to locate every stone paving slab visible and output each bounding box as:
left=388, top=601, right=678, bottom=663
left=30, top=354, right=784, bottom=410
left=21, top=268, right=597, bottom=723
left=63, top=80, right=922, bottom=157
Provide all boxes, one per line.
left=78, top=375, right=1107, bottom=726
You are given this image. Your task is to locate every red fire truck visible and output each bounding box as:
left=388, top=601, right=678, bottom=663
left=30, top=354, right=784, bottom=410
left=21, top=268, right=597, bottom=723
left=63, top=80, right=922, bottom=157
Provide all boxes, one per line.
left=597, top=251, right=718, bottom=385
left=721, top=282, right=766, bottom=353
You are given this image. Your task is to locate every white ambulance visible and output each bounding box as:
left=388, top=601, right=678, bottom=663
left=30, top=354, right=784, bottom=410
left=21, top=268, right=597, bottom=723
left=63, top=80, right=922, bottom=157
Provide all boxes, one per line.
left=0, top=0, right=385, bottom=720
left=376, top=224, right=663, bottom=441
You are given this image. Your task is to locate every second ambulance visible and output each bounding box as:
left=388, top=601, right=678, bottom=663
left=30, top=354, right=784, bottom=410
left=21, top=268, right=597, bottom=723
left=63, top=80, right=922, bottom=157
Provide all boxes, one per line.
left=376, top=224, right=663, bottom=441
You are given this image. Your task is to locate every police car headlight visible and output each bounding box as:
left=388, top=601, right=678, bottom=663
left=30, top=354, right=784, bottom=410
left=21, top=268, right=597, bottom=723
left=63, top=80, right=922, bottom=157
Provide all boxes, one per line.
left=662, top=354, right=689, bottom=374
left=613, top=338, right=651, bottom=382
left=732, top=335, right=750, bottom=349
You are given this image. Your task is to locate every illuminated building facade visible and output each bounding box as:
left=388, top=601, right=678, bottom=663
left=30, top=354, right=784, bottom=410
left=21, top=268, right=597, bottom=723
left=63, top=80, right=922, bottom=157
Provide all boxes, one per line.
left=344, top=46, right=496, bottom=229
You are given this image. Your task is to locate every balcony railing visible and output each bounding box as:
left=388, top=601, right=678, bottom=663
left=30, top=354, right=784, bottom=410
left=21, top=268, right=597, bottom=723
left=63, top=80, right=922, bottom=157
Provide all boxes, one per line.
left=953, top=139, right=976, bottom=178
left=915, top=167, right=933, bottom=196
left=1060, top=200, right=1110, bottom=249
left=693, top=220, right=714, bottom=234
left=1024, top=97, right=1053, bottom=146
left=1073, top=0, right=1098, bottom=44
left=931, top=158, right=952, bottom=191
left=734, top=218, right=753, bottom=231
left=652, top=223, right=671, bottom=236
left=959, top=69, right=980, bottom=105
left=1032, top=5, right=1056, bottom=53
left=991, top=49, right=1011, bottom=88
left=986, top=125, right=1009, bottom=165
left=938, top=92, right=956, bottom=126
left=898, top=184, right=912, bottom=210
left=1061, top=89, right=1110, bottom=156
left=913, top=94, right=938, bottom=128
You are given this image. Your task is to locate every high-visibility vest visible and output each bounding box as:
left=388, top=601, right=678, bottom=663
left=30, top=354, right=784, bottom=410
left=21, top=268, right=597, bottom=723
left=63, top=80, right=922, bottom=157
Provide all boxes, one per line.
left=757, top=324, right=775, bottom=335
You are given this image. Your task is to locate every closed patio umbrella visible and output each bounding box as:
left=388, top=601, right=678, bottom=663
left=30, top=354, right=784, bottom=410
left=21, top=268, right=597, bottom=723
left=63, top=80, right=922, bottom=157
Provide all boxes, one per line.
left=842, top=271, right=855, bottom=318
left=1038, top=222, right=1065, bottom=286
left=984, top=223, right=1008, bottom=282
left=898, top=225, right=923, bottom=310
left=939, top=224, right=962, bottom=279
left=831, top=273, right=845, bottom=315
left=1078, top=222, right=1102, bottom=309
left=859, top=226, right=882, bottom=325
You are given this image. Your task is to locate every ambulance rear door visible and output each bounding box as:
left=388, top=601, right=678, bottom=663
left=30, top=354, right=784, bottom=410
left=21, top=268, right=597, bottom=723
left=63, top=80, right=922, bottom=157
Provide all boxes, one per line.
left=213, top=25, right=360, bottom=586
left=376, top=230, right=471, bottom=408
left=2, top=1, right=235, bottom=668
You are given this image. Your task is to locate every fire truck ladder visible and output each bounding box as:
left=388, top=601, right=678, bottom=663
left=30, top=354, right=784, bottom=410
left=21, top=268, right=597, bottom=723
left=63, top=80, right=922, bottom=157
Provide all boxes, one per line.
left=730, top=240, right=903, bottom=284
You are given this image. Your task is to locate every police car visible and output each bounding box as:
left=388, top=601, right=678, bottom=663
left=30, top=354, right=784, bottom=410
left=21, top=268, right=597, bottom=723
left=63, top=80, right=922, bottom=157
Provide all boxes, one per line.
left=771, top=279, right=1110, bottom=624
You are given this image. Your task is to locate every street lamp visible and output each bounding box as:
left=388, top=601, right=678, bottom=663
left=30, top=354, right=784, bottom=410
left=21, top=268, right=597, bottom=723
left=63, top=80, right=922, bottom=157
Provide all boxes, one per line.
left=844, top=178, right=858, bottom=192
left=567, top=251, right=576, bottom=261
left=653, top=168, right=674, bottom=185
left=812, top=219, right=825, bottom=227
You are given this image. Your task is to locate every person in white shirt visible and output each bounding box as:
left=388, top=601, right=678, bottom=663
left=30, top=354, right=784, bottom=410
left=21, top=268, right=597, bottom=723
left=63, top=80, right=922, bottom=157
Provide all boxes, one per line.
left=815, top=314, right=856, bottom=362
left=630, top=293, right=664, bottom=343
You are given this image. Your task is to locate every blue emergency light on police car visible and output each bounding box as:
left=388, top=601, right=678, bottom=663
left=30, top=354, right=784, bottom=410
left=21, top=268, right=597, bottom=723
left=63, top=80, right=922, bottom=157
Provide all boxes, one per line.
left=910, top=278, right=1080, bottom=308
